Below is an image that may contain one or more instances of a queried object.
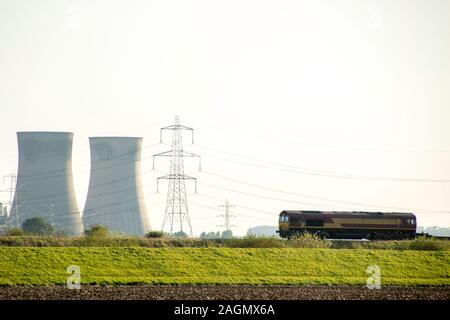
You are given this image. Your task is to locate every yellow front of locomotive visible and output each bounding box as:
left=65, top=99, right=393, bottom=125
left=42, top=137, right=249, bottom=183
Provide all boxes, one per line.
left=278, top=212, right=290, bottom=238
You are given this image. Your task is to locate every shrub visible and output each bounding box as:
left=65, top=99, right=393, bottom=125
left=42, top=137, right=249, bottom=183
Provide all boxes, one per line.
left=225, top=235, right=284, bottom=248
left=22, top=217, right=55, bottom=236
left=330, top=237, right=449, bottom=251
left=145, top=231, right=165, bottom=238
left=408, top=236, right=449, bottom=251
left=0, top=233, right=447, bottom=250
left=172, top=231, right=189, bottom=238
left=221, top=230, right=233, bottom=239
left=84, top=225, right=109, bottom=238
left=4, top=228, right=25, bottom=236
left=109, top=230, right=128, bottom=238
left=288, top=232, right=332, bottom=248
left=200, top=231, right=221, bottom=239
left=53, top=229, right=70, bottom=237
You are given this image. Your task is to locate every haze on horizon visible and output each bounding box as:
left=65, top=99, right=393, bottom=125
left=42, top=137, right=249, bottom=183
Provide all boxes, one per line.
left=0, top=0, right=449, bottom=235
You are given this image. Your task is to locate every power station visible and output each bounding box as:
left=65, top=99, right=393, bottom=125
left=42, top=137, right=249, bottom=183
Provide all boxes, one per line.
left=2, top=128, right=198, bottom=237
left=82, top=137, right=150, bottom=236
left=9, top=132, right=83, bottom=235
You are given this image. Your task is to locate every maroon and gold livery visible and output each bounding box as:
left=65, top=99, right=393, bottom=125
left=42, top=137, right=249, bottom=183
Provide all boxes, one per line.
left=278, top=210, right=416, bottom=240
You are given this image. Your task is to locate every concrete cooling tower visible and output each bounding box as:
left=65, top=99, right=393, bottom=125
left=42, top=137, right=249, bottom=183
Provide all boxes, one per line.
left=82, top=137, right=150, bottom=236
left=10, top=132, right=83, bottom=235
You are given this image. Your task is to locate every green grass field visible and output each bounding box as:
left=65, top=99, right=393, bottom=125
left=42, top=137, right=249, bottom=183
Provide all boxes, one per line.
left=0, top=247, right=448, bottom=286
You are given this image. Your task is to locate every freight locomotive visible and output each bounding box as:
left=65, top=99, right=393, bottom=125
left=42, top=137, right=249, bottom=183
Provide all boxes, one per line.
left=278, top=210, right=417, bottom=240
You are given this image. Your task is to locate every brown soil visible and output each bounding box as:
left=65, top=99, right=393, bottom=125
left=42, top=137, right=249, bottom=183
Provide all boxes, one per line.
left=0, top=285, right=448, bottom=300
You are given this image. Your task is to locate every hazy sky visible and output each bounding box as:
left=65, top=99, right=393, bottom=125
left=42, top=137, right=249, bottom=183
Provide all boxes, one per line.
left=1, top=0, right=449, bottom=235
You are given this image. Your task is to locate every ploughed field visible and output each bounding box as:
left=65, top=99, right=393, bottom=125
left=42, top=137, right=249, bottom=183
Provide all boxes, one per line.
left=0, top=247, right=449, bottom=286
left=0, top=285, right=449, bottom=300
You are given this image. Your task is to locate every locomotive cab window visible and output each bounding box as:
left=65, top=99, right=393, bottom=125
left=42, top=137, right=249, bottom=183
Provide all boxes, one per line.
left=306, top=219, right=323, bottom=227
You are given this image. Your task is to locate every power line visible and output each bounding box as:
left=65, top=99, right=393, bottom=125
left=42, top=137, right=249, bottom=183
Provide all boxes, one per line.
left=7, top=179, right=158, bottom=221
left=198, top=181, right=338, bottom=210
left=22, top=167, right=160, bottom=202
left=8, top=138, right=450, bottom=185
left=194, top=144, right=450, bottom=183
left=197, top=173, right=450, bottom=215
left=6, top=188, right=164, bottom=228
left=16, top=143, right=163, bottom=182
left=26, top=181, right=158, bottom=206
left=190, top=119, right=450, bottom=153
left=196, top=193, right=278, bottom=217
left=189, top=201, right=276, bottom=223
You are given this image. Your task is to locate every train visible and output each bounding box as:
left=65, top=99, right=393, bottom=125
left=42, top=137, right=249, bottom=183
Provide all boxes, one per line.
left=277, top=210, right=417, bottom=240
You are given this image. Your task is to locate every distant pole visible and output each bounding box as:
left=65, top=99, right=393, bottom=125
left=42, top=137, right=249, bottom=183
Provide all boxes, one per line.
left=9, top=171, right=14, bottom=209
left=218, top=198, right=235, bottom=233
left=2, top=171, right=16, bottom=215
left=2, top=173, right=27, bottom=228
left=2, top=172, right=17, bottom=224
left=15, top=184, right=19, bottom=228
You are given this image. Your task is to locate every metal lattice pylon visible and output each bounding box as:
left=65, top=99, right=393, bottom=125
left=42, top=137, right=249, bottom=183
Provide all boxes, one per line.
left=153, top=116, right=200, bottom=236
left=218, top=198, right=236, bottom=233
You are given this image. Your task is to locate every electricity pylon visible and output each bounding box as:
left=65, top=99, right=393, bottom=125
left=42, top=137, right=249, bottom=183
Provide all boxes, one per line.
left=218, top=198, right=235, bottom=234
left=153, top=116, right=201, bottom=236
left=1, top=173, right=27, bottom=228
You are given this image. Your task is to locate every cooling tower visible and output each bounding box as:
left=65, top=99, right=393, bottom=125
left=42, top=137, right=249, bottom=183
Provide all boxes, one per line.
left=10, top=132, right=83, bottom=235
left=82, top=137, right=150, bottom=236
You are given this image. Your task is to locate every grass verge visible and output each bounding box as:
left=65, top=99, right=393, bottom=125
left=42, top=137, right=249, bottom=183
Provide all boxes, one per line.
left=0, top=247, right=448, bottom=286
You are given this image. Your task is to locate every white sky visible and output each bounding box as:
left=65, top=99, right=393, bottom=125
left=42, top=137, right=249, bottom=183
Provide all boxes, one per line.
left=0, top=0, right=449, bottom=235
